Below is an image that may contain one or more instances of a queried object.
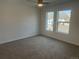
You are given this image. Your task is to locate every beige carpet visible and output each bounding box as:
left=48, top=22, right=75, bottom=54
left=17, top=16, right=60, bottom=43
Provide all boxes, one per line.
left=0, top=36, right=79, bottom=59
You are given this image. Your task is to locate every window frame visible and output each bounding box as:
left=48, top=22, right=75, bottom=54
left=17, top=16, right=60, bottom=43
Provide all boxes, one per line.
left=56, top=10, right=72, bottom=34
left=45, top=9, right=72, bottom=34
left=46, top=11, right=55, bottom=32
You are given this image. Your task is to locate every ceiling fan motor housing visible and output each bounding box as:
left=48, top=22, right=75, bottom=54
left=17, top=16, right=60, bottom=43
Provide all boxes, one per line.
left=38, top=0, right=43, bottom=4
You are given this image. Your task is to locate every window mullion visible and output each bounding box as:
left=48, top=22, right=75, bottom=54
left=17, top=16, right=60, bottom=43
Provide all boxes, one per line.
left=53, top=11, right=58, bottom=32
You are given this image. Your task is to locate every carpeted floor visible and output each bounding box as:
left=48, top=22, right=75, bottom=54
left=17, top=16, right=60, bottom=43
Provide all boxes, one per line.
left=0, top=36, right=79, bottom=59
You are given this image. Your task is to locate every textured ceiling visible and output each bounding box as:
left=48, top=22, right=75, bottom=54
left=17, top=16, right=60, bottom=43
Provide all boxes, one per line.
left=27, top=0, right=74, bottom=4
left=26, top=0, right=74, bottom=6
left=32, top=0, right=57, bottom=2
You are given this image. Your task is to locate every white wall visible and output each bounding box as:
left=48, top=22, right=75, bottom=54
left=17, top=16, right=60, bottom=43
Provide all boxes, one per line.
left=0, top=0, right=39, bottom=44
left=41, top=1, right=79, bottom=46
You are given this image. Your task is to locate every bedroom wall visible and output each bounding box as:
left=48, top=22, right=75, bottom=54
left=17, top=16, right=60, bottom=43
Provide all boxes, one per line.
left=0, top=0, right=39, bottom=44
left=40, top=1, right=79, bottom=46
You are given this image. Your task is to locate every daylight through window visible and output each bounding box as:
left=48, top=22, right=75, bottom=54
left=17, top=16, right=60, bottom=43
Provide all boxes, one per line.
left=46, top=12, right=54, bottom=31
left=46, top=10, right=71, bottom=34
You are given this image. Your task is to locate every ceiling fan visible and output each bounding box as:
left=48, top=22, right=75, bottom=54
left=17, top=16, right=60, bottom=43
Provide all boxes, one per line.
left=27, top=0, right=49, bottom=7
left=37, top=0, right=44, bottom=7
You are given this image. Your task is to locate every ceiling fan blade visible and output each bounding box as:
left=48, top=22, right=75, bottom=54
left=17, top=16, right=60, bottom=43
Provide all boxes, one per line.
left=26, top=0, right=37, bottom=3
left=43, top=2, right=50, bottom=4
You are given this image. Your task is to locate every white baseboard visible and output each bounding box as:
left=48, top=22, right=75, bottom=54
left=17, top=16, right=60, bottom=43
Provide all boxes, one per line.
left=41, top=34, right=79, bottom=46
left=0, top=33, right=39, bottom=44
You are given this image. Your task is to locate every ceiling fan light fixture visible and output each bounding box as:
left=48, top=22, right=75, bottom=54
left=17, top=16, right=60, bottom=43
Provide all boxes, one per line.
left=38, top=0, right=43, bottom=7
left=38, top=3, right=43, bottom=7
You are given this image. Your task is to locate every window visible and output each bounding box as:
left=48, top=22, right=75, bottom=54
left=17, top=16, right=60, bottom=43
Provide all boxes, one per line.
left=46, top=10, right=72, bottom=34
left=46, top=12, right=54, bottom=31
left=57, top=10, right=71, bottom=34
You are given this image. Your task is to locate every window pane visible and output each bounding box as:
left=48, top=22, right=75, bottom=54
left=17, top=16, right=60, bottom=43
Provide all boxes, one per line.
left=58, top=23, right=70, bottom=34
left=58, top=10, right=71, bottom=34
left=58, top=10, right=71, bottom=22
left=46, top=12, right=54, bottom=31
